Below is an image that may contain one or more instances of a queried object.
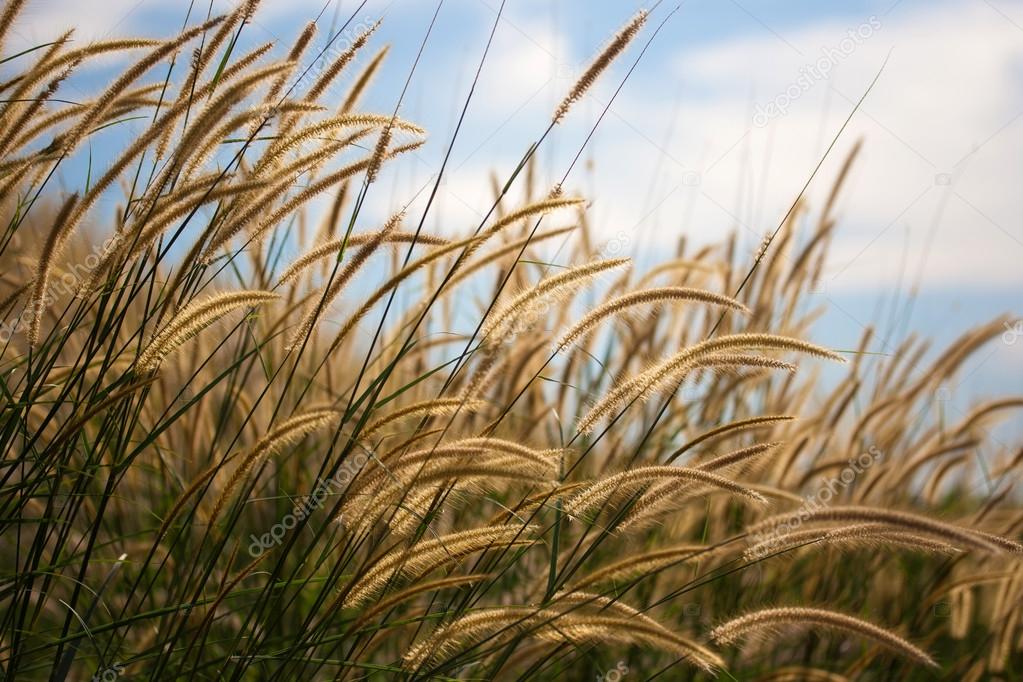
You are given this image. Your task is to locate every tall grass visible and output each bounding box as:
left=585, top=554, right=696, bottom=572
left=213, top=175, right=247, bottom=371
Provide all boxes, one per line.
left=1, top=3, right=1021, bottom=680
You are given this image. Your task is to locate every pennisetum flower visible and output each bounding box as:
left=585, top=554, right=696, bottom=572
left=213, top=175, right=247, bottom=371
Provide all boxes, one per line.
left=136, top=290, right=279, bottom=372
left=552, top=11, right=648, bottom=124
left=709, top=606, right=938, bottom=668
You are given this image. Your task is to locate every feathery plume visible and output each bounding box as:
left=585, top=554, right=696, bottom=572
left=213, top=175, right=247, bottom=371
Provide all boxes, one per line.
left=360, top=398, right=488, bottom=439
left=555, top=286, right=749, bottom=350
left=365, top=124, right=392, bottom=184
left=743, top=523, right=961, bottom=559
left=79, top=178, right=270, bottom=296
left=61, top=17, right=226, bottom=154
left=668, top=415, right=795, bottom=463
left=210, top=409, right=340, bottom=523
left=344, top=525, right=534, bottom=607
left=206, top=150, right=401, bottom=262
left=0, top=0, right=27, bottom=62
left=482, top=258, right=631, bottom=340
left=347, top=450, right=556, bottom=520
left=27, top=193, right=79, bottom=346
left=570, top=543, right=706, bottom=590
left=58, top=54, right=285, bottom=256
left=250, top=141, right=421, bottom=249
left=306, top=20, right=381, bottom=102
left=549, top=615, right=723, bottom=672
left=446, top=225, right=578, bottom=290
left=577, top=333, right=843, bottom=435
left=182, top=102, right=326, bottom=178
left=0, top=45, right=78, bottom=157
left=405, top=599, right=721, bottom=673
left=483, top=195, right=584, bottom=241
left=555, top=592, right=721, bottom=671
left=136, top=290, right=278, bottom=372
left=353, top=573, right=488, bottom=629
left=0, top=38, right=153, bottom=106
left=328, top=233, right=489, bottom=346
left=277, top=230, right=449, bottom=286
left=264, top=20, right=316, bottom=105
left=577, top=352, right=798, bottom=435
left=566, top=465, right=766, bottom=520
left=257, top=113, right=422, bottom=170
left=126, top=178, right=271, bottom=260
left=403, top=607, right=548, bottom=669
left=709, top=606, right=938, bottom=667
left=340, top=45, right=389, bottom=113
left=153, top=61, right=277, bottom=164
left=553, top=11, right=648, bottom=124
left=181, top=0, right=260, bottom=90
left=748, top=506, right=1017, bottom=554
left=287, top=212, right=403, bottom=349
left=201, top=176, right=301, bottom=261
left=697, top=441, right=783, bottom=472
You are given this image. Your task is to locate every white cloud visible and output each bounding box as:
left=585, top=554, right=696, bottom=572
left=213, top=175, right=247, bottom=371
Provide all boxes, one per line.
left=7, top=0, right=1022, bottom=293
left=613, top=0, right=1023, bottom=291
left=367, top=0, right=1023, bottom=291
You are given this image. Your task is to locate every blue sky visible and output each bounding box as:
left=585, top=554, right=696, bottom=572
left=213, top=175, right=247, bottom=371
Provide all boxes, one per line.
left=13, top=0, right=1022, bottom=287
left=8, top=0, right=1023, bottom=436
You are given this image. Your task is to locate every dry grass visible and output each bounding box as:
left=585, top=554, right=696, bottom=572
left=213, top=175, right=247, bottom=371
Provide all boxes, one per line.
left=0, top=3, right=1021, bottom=680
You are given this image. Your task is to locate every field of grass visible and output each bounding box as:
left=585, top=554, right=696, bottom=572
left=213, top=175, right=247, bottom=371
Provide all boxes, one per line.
left=1, top=1, right=1021, bottom=679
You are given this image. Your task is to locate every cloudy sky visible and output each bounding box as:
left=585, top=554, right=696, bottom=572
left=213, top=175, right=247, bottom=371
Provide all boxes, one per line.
left=8, top=0, right=1023, bottom=428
